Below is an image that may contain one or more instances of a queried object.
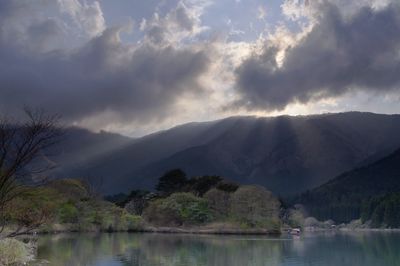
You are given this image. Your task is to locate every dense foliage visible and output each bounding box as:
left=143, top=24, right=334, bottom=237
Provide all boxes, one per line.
left=361, top=193, right=400, bottom=228
left=140, top=170, right=280, bottom=229
left=2, top=179, right=142, bottom=236
left=156, top=169, right=188, bottom=195
left=296, top=148, right=400, bottom=223
left=153, top=169, right=239, bottom=196
left=143, top=193, right=212, bottom=226
left=204, top=188, right=231, bottom=218
left=2, top=167, right=284, bottom=244
left=231, top=185, right=281, bottom=229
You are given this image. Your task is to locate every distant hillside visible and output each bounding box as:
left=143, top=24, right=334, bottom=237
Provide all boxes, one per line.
left=48, top=127, right=134, bottom=178
left=49, top=112, right=400, bottom=196
left=297, top=148, right=400, bottom=223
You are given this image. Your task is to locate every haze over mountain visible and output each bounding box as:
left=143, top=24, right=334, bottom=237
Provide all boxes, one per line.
left=49, top=112, right=400, bottom=196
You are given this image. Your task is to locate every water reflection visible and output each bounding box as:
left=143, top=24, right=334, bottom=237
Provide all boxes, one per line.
left=33, top=232, right=400, bottom=266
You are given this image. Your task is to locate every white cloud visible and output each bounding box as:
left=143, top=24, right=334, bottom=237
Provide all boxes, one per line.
left=58, top=0, right=106, bottom=37
left=257, top=5, right=267, bottom=21
left=140, top=0, right=210, bottom=46
left=282, top=0, right=393, bottom=23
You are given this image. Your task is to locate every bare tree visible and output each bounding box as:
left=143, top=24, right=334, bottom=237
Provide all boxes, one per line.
left=0, top=108, right=62, bottom=236
left=3, top=188, right=57, bottom=238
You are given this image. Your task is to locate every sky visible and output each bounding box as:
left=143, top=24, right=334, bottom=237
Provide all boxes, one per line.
left=0, top=0, right=400, bottom=136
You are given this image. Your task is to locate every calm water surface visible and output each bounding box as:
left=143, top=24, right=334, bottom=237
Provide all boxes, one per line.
left=32, top=231, right=400, bottom=266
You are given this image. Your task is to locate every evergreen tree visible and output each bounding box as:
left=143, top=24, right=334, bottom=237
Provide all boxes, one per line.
left=156, top=169, right=188, bottom=195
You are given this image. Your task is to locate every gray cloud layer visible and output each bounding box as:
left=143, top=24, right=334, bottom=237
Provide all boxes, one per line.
left=235, top=2, right=400, bottom=111
left=1, top=0, right=400, bottom=132
left=0, top=0, right=209, bottom=124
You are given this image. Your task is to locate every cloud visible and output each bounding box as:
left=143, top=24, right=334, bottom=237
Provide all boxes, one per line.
left=2, top=0, right=400, bottom=135
left=58, top=0, right=106, bottom=37
left=234, top=1, right=400, bottom=111
left=0, top=0, right=211, bottom=127
left=281, top=0, right=392, bottom=22
left=141, top=1, right=208, bottom=46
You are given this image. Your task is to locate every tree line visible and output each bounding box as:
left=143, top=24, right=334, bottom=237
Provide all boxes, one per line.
left=108, top=168, right=282, bottom=230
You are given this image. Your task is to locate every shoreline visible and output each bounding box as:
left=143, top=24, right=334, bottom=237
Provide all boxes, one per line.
left=6, top=223, right=400, bottom=239
left=33, top=226, right=281, bottom=236
left=20, top=222, right=282, bottom=236
left=15, top=226, right=400, bottom=238
left=302, top=227, right=400, bottom=233
left=139, top=226, right=281, bottom=235
left=338, top=228, right=400, bottom=232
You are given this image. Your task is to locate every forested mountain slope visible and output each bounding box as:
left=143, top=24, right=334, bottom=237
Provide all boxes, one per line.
left=50, top=112, right=400, bottom=195
left=297, top=148, right=400, bottom=222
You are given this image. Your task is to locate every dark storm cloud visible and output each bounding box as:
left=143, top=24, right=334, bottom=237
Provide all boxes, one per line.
left=234, top=2, right=400, bottom=111
left=0, top=1, right=210, bottom=123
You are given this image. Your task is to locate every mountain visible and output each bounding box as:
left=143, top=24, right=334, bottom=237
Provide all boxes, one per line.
left=47, top=127, right=134, bottom=177
left=297, top=148, right=400, bottom=223
left=49, top=112, right=400, bottom=195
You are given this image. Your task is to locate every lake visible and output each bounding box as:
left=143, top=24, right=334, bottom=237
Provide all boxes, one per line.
left=32, top=231, right=400, bottom=266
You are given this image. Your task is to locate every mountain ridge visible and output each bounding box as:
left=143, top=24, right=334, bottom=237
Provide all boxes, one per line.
left=49, top=112, right=400, bottom=195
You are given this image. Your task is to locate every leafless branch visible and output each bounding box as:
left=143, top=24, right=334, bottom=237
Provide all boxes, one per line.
left=0, top=108, right=63, bottom=238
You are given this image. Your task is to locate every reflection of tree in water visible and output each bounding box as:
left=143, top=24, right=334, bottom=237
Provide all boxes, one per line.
left=35, top=233, right=139, bottom=266
left=116, top=234, right=286, bottom=266
left=36, top=233, right=285, bottom=266
left=34, top=232, right=400, bottom=266
left=356, top=232, right=400, bottom=266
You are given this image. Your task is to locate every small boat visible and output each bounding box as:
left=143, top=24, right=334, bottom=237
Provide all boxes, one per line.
left=289, top=228, right=301, bottom=235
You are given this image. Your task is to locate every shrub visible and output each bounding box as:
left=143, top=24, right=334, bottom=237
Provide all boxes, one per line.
left=125, top=197, right=147, bottom=216
left=121, top=213, right=143, bottom=231
left=143, top=193, right=213, bottom=226
left=304, top=217, right=319, bottom=228
left=58, top=202, right=79, bottom=223
left=287, top=207, right=306, bottom=228
left=79, top=200, right=143, bottom=232
left=0, top=238, right=35, bottom=266
left=143, top=199, right=181, bottom=226
left=204, top=188, right=231, bottom=218
left=4, top=187, right=59, bottom=236
left=163, top=193, right=213, bottom=224
left=231, top=185, right=281, bottom=228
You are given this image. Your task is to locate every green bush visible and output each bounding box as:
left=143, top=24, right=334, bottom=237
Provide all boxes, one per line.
left=165, top=193, right=212, bottom=224
left=230, top=185, right=281, bottom=228
left=204, top=188, right=231, bottom=218
left=0, top=238, right=34, bottom=266
left=143, top=199, right=181, bottom=226
left=143, top=193, right=213, bottom=226
left=4, top=187, right=59, bottom=233
left=59, top=202, right=79, bottom=223
left=78, top=201, right=143, bottom=232
left=121, top=213, right=143, bottom=231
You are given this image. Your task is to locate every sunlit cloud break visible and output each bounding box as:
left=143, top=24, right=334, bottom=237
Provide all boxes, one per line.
left=0, top=0, right=399, bottom=136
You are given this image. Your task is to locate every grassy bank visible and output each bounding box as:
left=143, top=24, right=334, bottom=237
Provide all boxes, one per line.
left=0, top=238, right=35, bottom=266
